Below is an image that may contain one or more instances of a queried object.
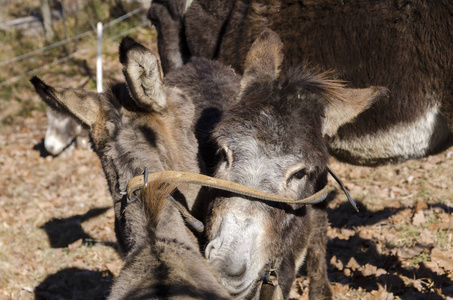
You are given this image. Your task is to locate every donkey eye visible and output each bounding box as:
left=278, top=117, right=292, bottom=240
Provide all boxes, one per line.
left=292, top=169, right=307, bottom=180
left=220, top=145, right=232, bottom=168
left=221, top=146, right=229, bottom=160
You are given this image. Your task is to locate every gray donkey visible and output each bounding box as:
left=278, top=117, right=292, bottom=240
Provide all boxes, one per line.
left=165, top=30, right=388, bottom=299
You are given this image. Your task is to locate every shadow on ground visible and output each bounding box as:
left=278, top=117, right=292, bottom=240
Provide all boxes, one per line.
left=40, top=207, right=117, bottom=250
left=33, top=139, right=51, bottom=158
left=35, top=267, right=113, bottom=300
left=324, top=198, right=453, bottom=299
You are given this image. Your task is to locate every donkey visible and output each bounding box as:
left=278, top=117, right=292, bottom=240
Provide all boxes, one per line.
left=44, top=107, right=89, bottom=156
left=179, top=30, right=386, bottom=299
left=108, top=181, right=231, bottom=300
left=149, top=0, right=453, bottom=166
left=31, top=37, right=201, bottom=255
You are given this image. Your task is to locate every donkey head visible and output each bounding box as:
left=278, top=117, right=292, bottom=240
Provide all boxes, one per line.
left=31, top=37, right=200, bottom=254
left=44, top=107, right=83, bottom=155
left=204, top=30, right=388, bottom=297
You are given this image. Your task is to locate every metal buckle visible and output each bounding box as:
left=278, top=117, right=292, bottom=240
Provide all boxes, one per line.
left=127, top=168, right=149, bottom=204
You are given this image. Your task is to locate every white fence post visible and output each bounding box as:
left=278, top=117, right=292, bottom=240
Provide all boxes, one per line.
left=96, top=22, right=103, bottom=93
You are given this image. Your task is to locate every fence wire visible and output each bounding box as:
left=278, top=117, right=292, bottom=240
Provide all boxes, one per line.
left=0, top=7, right=149, bottom=87
left=0, top=6, right=146, bottom=67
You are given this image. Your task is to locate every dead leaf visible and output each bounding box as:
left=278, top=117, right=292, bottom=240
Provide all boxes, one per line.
left=422, top=261, right=444, bottom=276
left=397, top=244, right=425, bottom=259
left=415, top=201, right=428, bottom=212
left=419, top=229, right=434, bottom=245
left=412, top=210, right=425, bottom=226
left=431, top=248, right=453, bottom=272
left=330, top=255, right=344, bottom=271
left=370, top=284, right=394, bottom=300
left=346, top=257, right=360, bottom=271
left=68, top=238, right=83, bottom=250
left=361, top=263, right=378, bottom=277
left=391, top=208, right=412, bottom=224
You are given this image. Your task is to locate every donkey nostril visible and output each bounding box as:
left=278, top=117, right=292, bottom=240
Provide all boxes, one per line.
left=205, top=238, right=222, bottom=261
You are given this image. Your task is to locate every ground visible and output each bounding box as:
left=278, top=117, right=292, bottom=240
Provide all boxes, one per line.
left=0, top=108, right=451, bottom=300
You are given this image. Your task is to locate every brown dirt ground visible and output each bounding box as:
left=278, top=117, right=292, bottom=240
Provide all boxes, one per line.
left=1, top=109, right=452, bottom=300
left=0, top=28, right=452, bottom=300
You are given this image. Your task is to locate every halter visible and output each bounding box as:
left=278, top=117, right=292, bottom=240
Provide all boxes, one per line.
left=125, top=167, right=357, bottom=299
left=125, top=167, right=357, bottom=232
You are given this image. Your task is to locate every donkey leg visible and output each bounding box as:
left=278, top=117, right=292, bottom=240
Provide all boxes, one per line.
left=148, top=0, right=190, bottom=75
left=307, top=202, right=332, bottom=300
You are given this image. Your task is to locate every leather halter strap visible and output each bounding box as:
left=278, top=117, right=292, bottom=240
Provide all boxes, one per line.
left=127, top=170, right=333, bottom=206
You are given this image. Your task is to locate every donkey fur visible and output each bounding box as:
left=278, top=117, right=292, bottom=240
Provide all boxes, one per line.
left=149, top=0, right=453, bottom=165
left=108, top=181, right=230, bottom=300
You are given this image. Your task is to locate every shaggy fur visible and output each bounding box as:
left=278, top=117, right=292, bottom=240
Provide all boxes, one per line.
left=31, top=37, right=201, bottom=255
left=149, top=0, right=453, bottom=165
left=108, top=181, right=231, bottom=300
left=186, top=30, right=382, bottom=299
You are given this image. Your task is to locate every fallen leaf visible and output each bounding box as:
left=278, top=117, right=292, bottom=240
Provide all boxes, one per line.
left=361, top=263, right=378, bottom=277
left=370, top=284, right=394, bottom=300
left=391, top=208, right=412, bottom=224
left=419, top=229, right=434, bottom=245
left=68, top=238, right=83, bottom=250
left=397, top=244, right=425, bottom=259
left=415, top=201, right=428, bottom=212
left=430, top=248, right=453, bottom=273
left=346, top=257, right=360, bottom=271
left=330, top=255, right=344, bottom=271
left=412, top=210, right=425, bottom=226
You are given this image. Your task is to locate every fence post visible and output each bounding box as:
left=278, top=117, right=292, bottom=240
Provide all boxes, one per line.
left=96, top=22, right=103, bottom=93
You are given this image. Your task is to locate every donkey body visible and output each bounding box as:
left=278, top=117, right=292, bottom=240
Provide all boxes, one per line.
left=149, top=0, right=453, bottom=166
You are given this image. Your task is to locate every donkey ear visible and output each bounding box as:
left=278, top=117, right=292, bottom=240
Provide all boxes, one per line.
left=119, top=37, right=166, bottom=112
left=30, top=76, right=100, bottom=129
left=240, top=29, right=283, bottom=92
left=322, top=86, right=390, bottom=136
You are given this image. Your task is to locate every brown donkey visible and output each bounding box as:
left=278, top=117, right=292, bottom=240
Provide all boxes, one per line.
left=32, top=33, right=386, bottom=299
left=150, top=0, right=453, bottom=166
left=31, top=37, right=201, bottom=255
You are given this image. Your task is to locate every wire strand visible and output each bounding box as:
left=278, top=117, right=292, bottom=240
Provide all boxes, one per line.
left=0, top=6, right=146, bottom=67
left=0, top=49, right=89, bottom=87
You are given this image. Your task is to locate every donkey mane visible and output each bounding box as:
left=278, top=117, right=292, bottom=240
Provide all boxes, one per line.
left=278, top=67, right=347, bottom=104
left=141, top=180, right=177, bottom=229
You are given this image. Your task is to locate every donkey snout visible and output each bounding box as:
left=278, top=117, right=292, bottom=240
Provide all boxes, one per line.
left=44, top=136, right=66, bottom=155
